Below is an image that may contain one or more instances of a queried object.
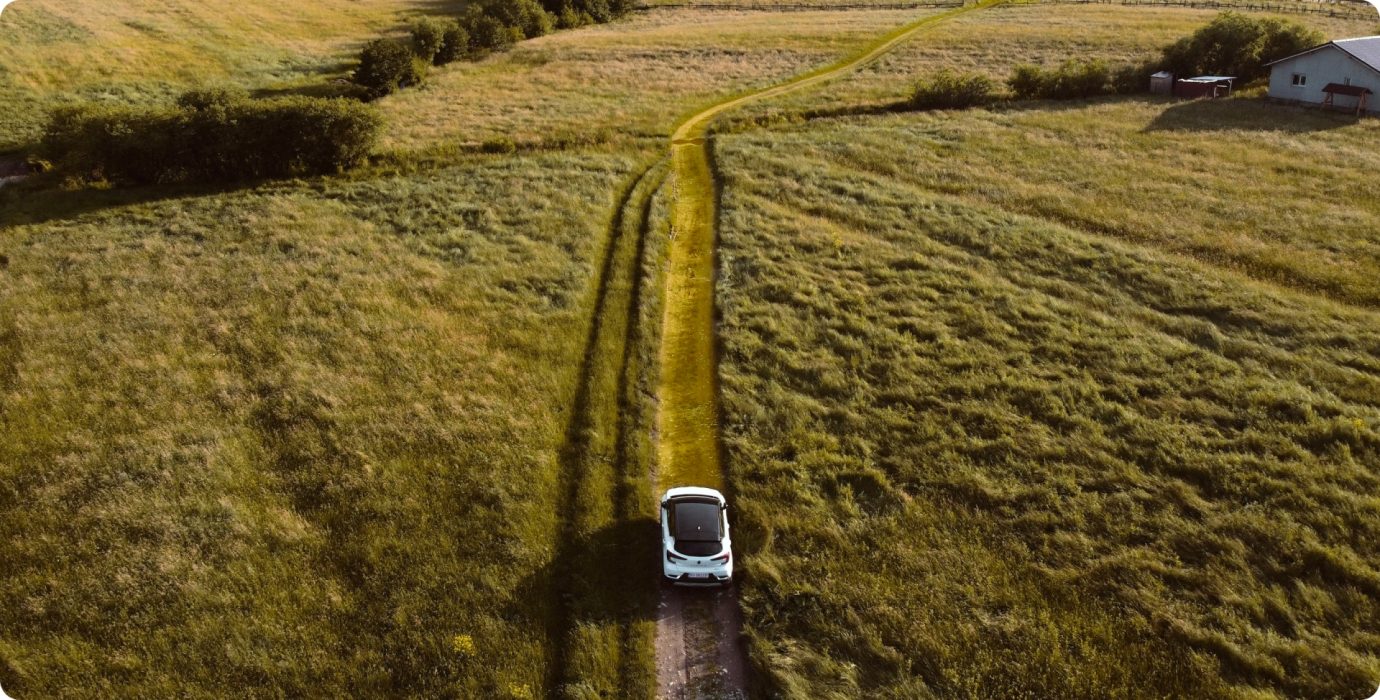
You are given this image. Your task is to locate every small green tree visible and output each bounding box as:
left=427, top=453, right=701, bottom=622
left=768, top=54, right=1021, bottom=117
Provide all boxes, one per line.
left=478, top=0, right=552, bottom=39
left=410, top=18, right=448, bottom=64
left=467, top=14, right=515, bottom=52
left=1160, top=12, right=1321, bottom=82
left=436, top=21, right=471, bottom=65
left=353, top=39, right=425, bottom=100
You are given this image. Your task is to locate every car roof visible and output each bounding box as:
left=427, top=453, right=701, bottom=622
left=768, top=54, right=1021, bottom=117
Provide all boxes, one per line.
left=671, top=500, right=722, bottom=541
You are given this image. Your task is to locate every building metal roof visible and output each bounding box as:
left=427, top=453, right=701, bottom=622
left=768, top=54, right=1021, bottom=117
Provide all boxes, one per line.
left=1185, top=75, right=1236, bottom=82
left=1266, top=36, right=1380, bottom=76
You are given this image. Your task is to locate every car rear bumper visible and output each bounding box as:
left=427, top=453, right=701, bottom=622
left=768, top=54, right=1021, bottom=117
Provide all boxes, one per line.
left=663, top=560, right=733, bottom=586
left=665, top=571, right=732, bottom=586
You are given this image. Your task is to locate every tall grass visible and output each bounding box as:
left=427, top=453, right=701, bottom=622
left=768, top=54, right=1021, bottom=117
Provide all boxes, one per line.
left=714, top=105, right=1380, bottom=697
left=0, top=0, right=436, bottom=152
left=0, top=149, right=642, bottom=697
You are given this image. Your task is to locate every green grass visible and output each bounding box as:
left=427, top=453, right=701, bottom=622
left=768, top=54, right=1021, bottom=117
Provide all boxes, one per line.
left=713, top=101, right=1380, bottom=698
left=0, top=3, right=983, bottom=694
left=0, top=149, right=646, bottom=697
left=5, top=0, right=1380, bottom=696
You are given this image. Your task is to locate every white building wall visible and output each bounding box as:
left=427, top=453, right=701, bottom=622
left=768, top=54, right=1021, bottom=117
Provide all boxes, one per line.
left=1267, top=46, right=1380, bottom=113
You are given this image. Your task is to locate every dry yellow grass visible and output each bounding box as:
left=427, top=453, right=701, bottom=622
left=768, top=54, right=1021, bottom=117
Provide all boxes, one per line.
left=655, top=1, right=1001, bottom=492
left=376, top=7, right=945, bottom=151
left=739, top=3, right=1377, bottom=113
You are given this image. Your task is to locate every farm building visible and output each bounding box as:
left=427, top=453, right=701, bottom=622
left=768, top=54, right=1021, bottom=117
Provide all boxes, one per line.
left=1266, top=36, right=1380, bottom=115
left=1174, top=76, right=1235, bottom=98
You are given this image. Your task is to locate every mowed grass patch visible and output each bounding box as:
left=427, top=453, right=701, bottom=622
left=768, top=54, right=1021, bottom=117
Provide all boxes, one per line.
left=740, top=4, right=1377, bottom=114
left=0, top=149, right=640, bottom=697
left=713, top=112, right=1380, bottom=697
left=0, top=0, right=434, bottom=151
left=376, top=7, right=941, bottom=150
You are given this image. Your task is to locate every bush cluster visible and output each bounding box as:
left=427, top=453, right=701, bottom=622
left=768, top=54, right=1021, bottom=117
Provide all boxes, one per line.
left=352, top=0, right=635, bottom=100
left=992, top=12, right=1321, bottom=103
left=42, top=89, right=382, bottom=185
left=1009, top=60, right=1114, bottom=100
left=1160, top=12, right=1321, bottom=82
left=354, top=38, right=428, bottom=101
left=909, top=70, right=997, bottom=110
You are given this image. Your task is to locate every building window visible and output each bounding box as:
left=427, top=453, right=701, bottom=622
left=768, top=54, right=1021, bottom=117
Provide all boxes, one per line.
left=1292, top=73, right=1307, bottom=86
left=1344, top=77, right=1352, bottom=86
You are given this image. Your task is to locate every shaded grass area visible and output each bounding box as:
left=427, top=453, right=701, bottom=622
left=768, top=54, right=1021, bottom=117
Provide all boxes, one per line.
left=713, top=110, right=1380, bottom=697
left=543, top=159, right=669, bottom=698
left=0, top=149, right=642, bottom=697
left=0, top=0, right=435, bottom=152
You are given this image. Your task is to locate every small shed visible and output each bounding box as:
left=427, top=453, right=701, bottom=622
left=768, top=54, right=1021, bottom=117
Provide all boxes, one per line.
left=1174, top=76, right=1235, bottom=99
left=1150, top=71, right=1174, bottom=95
left=1320, top=82, right=1373, bottom=115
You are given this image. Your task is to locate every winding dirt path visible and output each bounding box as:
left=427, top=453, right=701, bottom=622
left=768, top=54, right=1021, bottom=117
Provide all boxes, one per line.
left=652, top=2, right=1000, bottom=696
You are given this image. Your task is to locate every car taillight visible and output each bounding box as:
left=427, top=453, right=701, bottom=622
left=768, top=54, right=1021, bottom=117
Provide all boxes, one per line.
left=666, top=551, right=686, bottom=562
left=712, top=552, right=731, bottom=562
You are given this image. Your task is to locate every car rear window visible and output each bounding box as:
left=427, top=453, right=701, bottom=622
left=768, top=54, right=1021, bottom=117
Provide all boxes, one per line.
left=672, top=501, right=721, bottom=542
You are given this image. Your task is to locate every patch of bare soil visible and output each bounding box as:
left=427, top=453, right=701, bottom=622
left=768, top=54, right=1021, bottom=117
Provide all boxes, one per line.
left=656, top=585, right=748, bottom=699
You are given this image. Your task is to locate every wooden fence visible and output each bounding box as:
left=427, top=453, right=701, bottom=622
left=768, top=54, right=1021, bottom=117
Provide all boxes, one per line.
left=639, top=0, right=1374, bottom=16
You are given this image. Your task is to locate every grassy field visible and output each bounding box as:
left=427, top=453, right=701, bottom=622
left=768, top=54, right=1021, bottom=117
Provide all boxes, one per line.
left=0, top=149, right=648, bottom=697
left=375, top=7, right=943, bottom=151
left=0, top=0, right=473, bottom=152
left=714, top=98, right=1380, bottom=698
left=5, top=0, right=1380, bottom=696
left=0, top=1, right=966, bottom=695
left=731, top=3, right=1377, bottom=116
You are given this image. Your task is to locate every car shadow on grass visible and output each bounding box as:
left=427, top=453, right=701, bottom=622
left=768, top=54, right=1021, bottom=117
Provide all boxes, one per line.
left=511, top=515, right=662, bottom=642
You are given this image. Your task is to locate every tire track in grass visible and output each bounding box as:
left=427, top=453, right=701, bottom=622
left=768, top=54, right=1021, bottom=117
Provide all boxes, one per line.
left=653, top=2, right=1001, bottom=696
left=547, top=158, right=668, bottom=697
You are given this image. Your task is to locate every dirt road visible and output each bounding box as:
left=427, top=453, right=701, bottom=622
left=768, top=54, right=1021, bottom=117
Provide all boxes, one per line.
left=652, top=2, right=1001, bottom=696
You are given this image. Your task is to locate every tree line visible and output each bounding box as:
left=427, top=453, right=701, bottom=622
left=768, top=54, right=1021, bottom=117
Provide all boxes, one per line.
left=910, top=12, right=1323, bottom=109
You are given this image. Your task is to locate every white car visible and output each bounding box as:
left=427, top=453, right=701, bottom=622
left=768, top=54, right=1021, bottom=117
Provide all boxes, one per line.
left=661, top=487, right=733, bottom=585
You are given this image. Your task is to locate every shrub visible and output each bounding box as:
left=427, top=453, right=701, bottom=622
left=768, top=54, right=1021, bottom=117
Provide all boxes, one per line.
left=480, top=137, right=517, bottom=154
left=1049, top=59, right=1111, bottom=99
left=1160, top=12, right=1321, bottom=82
left=467, top=14, right=516, bottom=52
left=473, top=0, right=552, bottom=40
left=909, top=70, right=996, bottom=110
left=1111, top=61, right=1157, bottom=95
left=42, top=91, right=382, bottom=185
left=410, top=19, right=448, bottom=64
left=541, top=0, right=634, bottom=23
left=1007, top=60, right=1112, bottom=100
left=1008, top=64, right=1045, bottom=100
left=436, top=21, right=471, bottom=65
left=177, top=86, right=250, bottom=111
left=554, top=8, right=592, bottom=29
left=354, top=38, right=426, bottom=100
